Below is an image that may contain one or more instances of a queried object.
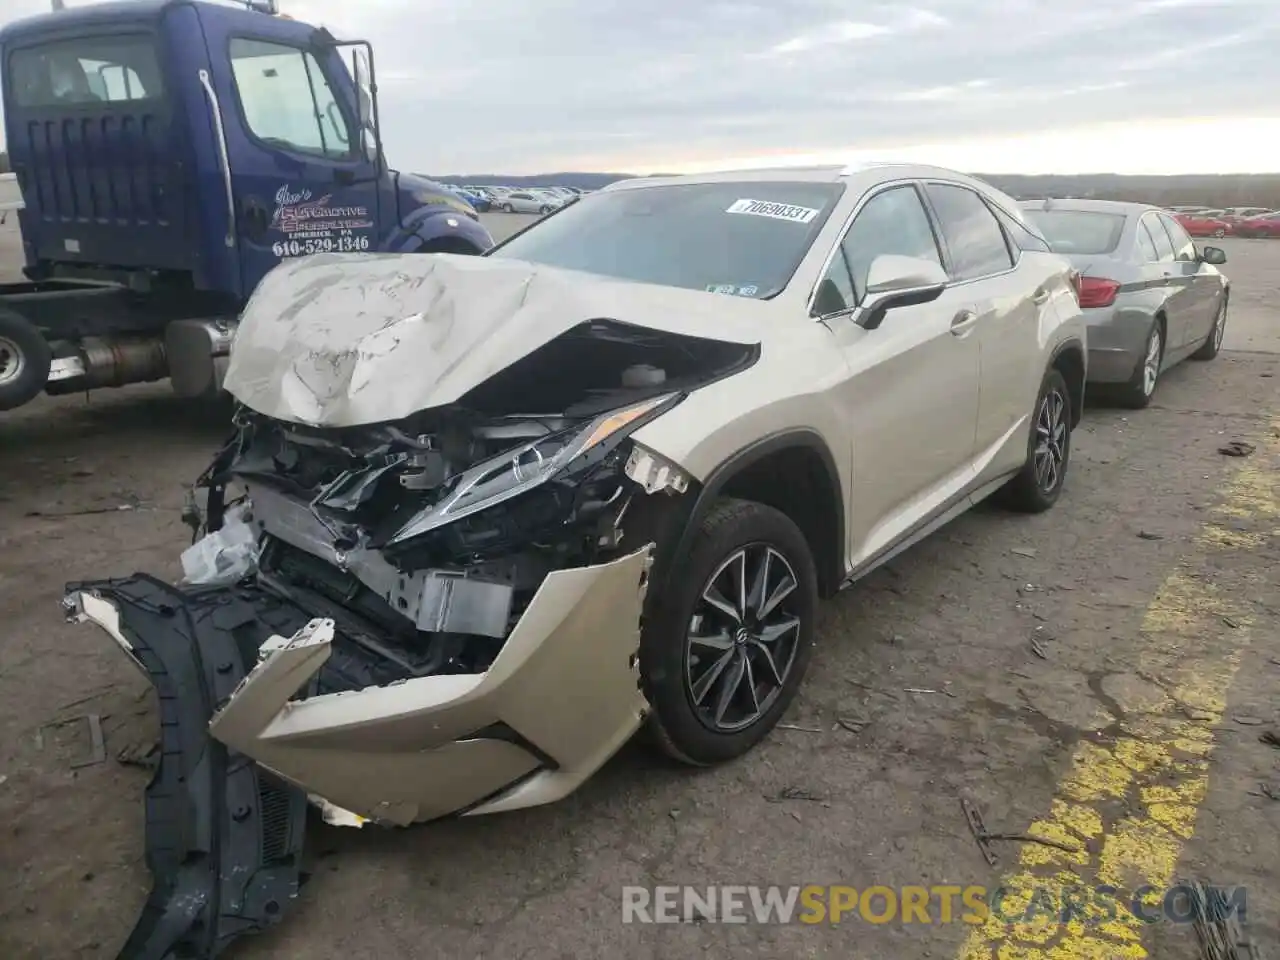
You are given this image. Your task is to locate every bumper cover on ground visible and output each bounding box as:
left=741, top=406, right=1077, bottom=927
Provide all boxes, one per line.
left=64, top=544, right=653, bottom=955
left=63, top=576, right=307, bottom=960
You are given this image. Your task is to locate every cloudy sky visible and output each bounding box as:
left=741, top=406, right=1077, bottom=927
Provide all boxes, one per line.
left=3, top=0, right=1279, bottom=174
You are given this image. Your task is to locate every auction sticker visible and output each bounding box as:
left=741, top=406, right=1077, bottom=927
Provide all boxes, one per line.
left=726, top=198, right=820, bottom=223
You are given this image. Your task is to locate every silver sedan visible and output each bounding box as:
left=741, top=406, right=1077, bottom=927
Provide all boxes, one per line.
left=1019, top=198, right=1229, bottom=408
left=497, top=190, right=564, bottom=214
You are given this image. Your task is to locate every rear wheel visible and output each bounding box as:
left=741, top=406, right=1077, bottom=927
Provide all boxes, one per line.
left=1213, top=227, right=1226, bottom=238
left=502, top=202, right=514, bottom=213
left=0, top=307, right=52, bottom=411
left=1191, top=298, right=1227, bottom=361
left=642, top=498, right=818, bottom=766
left=539, top=205, right=551, bottom=214
left=998, top=367, right=1072, bottom=513
left=1116, top=319, right=1163, bottom=409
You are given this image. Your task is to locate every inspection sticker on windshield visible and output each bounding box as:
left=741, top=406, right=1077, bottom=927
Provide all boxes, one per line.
left=725, top=198, right=820, bottom=224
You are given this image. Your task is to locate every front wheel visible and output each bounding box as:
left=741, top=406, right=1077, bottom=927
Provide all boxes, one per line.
left=642, top=498, right=819, bottom=766
left=998, top=367, right=1072, bottom=513
left=539, top=205, right=551, bottom=214
left=1213, top=228, right=1226, bottom=238
left=502, top=202, right=514, bottom=213
left=1191, top=298, right=1227, bottom=361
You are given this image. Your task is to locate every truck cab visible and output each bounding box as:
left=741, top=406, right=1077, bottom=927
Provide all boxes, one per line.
left=0, top=0, right=492, bottom=411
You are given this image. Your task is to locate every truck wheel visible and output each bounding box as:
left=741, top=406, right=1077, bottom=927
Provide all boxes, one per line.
left=641, top=498, right=819, bottom=766
left=0, top=308, right=52, bottom=411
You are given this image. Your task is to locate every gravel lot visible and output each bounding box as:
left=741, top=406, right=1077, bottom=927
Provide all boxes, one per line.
left=1, top=214, right=1277, bottom=960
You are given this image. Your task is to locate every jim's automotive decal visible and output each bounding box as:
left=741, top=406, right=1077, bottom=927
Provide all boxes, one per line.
left=270, top=184, right=375, bottom=257
left=725, top=198, right=820, bottom=224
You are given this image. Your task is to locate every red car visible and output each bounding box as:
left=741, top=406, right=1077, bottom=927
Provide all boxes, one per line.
left=1172, top=212, right=1232, bottom=238
left=1234, top=213, right=1280, bottom=238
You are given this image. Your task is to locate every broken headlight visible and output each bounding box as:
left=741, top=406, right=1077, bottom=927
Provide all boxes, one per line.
left=387, top=393, right=677, bottom=547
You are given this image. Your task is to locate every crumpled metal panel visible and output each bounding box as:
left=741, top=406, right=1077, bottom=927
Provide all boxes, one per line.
left=222, top=252, right=764, bottom=428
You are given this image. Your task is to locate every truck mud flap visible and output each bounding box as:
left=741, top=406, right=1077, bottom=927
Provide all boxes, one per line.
left=64, top=575, right=307, bottom=960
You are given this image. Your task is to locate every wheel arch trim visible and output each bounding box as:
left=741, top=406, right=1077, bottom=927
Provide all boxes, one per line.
left=654, top=429, right=846, bottom=599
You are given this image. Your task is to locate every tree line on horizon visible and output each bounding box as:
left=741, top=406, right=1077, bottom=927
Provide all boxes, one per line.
left=2, top=152, right=1278, bottom=208
left=431, top=170, right=1280, bottom=210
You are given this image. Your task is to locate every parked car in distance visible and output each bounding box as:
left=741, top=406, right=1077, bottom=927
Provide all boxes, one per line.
left=69, top=164, right=1086, bottom=884
left=459, top=187, right=492, bottom=212
left=1020, top=198, right=1229, bottom=408
left=1233, top=212, right=1280, bottom=238
left=499, top=190, right=564, bottom=214
left=1221, top=206, right=1272, bottom=221
left=1172, top=211, right=1232, bottom=238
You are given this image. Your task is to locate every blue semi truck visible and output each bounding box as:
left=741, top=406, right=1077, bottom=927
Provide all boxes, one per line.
left=0, top=0, right=493, bottom=412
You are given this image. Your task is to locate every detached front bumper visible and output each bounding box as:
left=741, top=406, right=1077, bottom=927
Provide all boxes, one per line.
left=67, top=544, right=652, bottom=828
left=63, top=576, right=307, bottom=960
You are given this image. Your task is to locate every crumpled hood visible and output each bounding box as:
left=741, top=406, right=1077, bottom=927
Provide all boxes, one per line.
left=223, top=252, right=770, bottom=427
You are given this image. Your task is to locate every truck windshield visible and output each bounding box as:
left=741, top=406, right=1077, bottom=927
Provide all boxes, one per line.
left=488, top=181, right=843, bottom=299
left=7, top=34, right=162, bottom=107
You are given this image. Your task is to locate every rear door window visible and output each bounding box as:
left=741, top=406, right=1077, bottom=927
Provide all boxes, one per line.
left=7, top=34, right=163, bottom=107
left=1141, top=213, right=1175, bottom=262
left=924, top=183, right=1015, bottom=281
left=1137, top=221, right=1161, bottom=261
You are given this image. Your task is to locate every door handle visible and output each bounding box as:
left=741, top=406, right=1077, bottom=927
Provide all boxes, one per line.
left=950, top=310, right=978, bottom=336
left=240, top=198, right=270, bottom=241
left=1031, top=288, right=1050, bottom=305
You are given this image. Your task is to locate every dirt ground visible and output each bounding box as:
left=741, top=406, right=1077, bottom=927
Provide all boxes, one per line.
left=1, top=217, right=1278, bottom=960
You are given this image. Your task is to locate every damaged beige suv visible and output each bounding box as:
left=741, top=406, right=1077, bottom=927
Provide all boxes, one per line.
left=64, top=163, right=1085, bottom=956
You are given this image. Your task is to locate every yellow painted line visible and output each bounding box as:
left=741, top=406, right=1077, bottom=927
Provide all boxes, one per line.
left=958, top=419, right=1279, bottom=959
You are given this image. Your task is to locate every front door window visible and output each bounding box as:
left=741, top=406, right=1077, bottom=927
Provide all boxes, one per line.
left=229, top=37, right=351, bottom=158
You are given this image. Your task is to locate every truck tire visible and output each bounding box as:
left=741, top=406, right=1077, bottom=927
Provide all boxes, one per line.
left=0, top=307, right=52, bottom=411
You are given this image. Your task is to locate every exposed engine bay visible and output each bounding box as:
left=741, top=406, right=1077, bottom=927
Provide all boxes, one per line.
left=187, top=319, right=755, bottom=694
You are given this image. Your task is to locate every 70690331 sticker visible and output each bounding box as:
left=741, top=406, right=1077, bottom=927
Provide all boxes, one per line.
left=725, top=198, right=820, bottom=224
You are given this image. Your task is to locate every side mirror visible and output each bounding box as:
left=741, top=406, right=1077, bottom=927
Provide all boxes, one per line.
left=858, top=255, right=949, bottom=330
left=1199, top=245, right=1227, bottom=265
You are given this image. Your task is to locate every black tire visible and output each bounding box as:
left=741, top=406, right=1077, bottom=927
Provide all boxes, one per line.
left=1115, top=319, right=1164, bottom=409
left=1190, top=297, right=1227, bottom=361
left=998, top=367, right=1072, bottom=514
left=641, top=498, right=819, bottom=766
left=539, top=205, right=551, bottom=214
left=1213, top=228, right=1226, bottom=238
left=502, top=202, right=514, bottom=213
left=0, top=307, right=52, bottom=411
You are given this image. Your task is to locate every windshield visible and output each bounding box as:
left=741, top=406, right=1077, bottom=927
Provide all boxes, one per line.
left=488, top=180, right=843, bottom=298
left=1022, top=209, right=1127, bottom=255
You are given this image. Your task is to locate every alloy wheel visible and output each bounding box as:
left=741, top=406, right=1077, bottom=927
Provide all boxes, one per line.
left=1033, top=387, right=1068, bottom=494
left=1142, top=327, right=1162, bottom=396
left=685, top=543, right=802, bottom=732
left=1213, top=303, right=1227, bottom=352
left=0, top=335, right=25, bottom=387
